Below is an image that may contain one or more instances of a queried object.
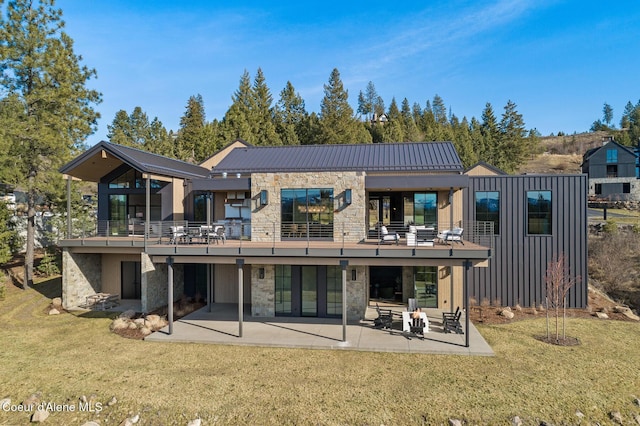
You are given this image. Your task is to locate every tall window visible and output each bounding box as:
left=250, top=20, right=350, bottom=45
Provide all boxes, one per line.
left=414, top=266, right=437, bottom=308
left=275, top=265, right=292, bottom=314
left=326, top=266, right=342, bottom=316
left=412, top=193, right=437, bottom=226
left=281, top=189, right=333, bottom=239
left=594, top=183, right=602, bottom=195
left=527, top=191, right=552, bottom=235
left=475, top=191, right=500, bottom=235
left=606, top=149, right=618, bottom=163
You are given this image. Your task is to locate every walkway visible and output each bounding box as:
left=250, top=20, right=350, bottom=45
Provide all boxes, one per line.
left=145, top=304, right=494, bottom=356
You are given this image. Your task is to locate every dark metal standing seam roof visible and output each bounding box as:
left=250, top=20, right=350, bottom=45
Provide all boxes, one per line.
left=60, top=141, right=210, bottom=180
left=212, top=142, right=463, bottom=174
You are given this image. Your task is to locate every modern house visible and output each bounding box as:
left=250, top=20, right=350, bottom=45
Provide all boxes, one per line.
left=581, top=137, right=639, bottom=201
left=59, top=140, right=587, bottom=329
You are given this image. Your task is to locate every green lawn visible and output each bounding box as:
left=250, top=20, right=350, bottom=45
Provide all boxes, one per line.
left=1, top=278, right=640, bottom=425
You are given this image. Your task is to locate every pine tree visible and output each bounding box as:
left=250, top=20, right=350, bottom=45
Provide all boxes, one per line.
left=176, top=94, right=208, bottom=162
left=318, top=68, right=371, bottom=144
left=107, top=110, right=134, bottom=146
left=0, top=0, right=101, bottom=288
left=498, top=100, right=528, bottom=173
left=251, top=68, right=281, bottom=146
left=480, top=103, right=499, bottom=166
left=275, top=81, right=307, bottom=145
left=221, top=70, right=255, bottom=143
left=400, top=98, right=421, bottom=142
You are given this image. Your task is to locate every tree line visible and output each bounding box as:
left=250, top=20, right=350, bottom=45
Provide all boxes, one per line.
left=591, top=101, right=640, bottom=146
left=109, top=68, right=538, bottom=174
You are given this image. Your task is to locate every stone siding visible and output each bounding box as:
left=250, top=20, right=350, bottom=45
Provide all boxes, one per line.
left=347, top=265, right=367, bottom=320
left=251, top=264, right=275, bottom=317
left=62, top=250, right=102, bottom=309
left=250, top=172, right=366, bottom=242
left=142, top=253, right=184, bottom=312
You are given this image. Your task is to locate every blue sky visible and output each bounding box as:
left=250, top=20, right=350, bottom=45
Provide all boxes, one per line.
left=55, top=0, right=640, bottom=146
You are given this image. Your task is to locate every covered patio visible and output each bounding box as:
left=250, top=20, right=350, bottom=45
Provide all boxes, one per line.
left=145, top=303, right=494, bottom=356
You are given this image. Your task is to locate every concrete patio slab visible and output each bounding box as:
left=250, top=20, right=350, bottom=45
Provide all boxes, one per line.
left=145, top=304, right=494, bottom=356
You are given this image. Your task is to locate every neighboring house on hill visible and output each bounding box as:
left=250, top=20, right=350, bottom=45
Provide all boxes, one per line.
left=58, top=140, right=587, bottom=333
left=581, top=137, right=638, bottom=201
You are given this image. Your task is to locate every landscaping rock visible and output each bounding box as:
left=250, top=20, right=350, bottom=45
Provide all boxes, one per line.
left=634, top=414, right=640, bottom=426
left=51, top=297, right=62, bottom=307
left=448, top=419, right=462, bottom=426
left=48, top=308, right=60, bottom=315
left=501, top=309, right=515, bottom=319
left=575, top=409, right=584, bottom=418
left=107, top=396, right=117, bottom=406
left=144, top=315, right=167, bottom=330
left=133, top=318, right=145, bottom=326
left=119, top=414, right=140, bottom=426
left=610, top=411, right=623, bottom=424
left=595, top=312, right=609, bottom=319
left=80, top=422, right=100, bottom=426
left=634, top=396, right=640, bottom=406
left=512, top=415, right=523, bottom=425
left=31, top=408, right=49, bottom=423
left=127, top=321, right=137, bottom=330
left=187, top=419, right=202, bottom=426
left=139, top=327, right=152, bottom=336
left=110, top=318, right=130, bottom=331
left=22, top=393, right=41, bottom=406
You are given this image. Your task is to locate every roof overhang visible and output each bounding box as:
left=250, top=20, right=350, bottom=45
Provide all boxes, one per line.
left=365, top=174, right=468, bottom=191
left=190, top=177, right=251, bottom=192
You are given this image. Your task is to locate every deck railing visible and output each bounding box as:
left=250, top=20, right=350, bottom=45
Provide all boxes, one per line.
left=63, top=219, right=495, bottom=252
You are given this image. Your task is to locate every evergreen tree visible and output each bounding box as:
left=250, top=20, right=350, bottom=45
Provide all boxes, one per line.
left=318, top=68, right=371, bottom=144
left=0, top=0, right=101, bottom=288
left=275, top=81, right=307, bottom=145
left=498, top=100, right=528, bottom=173
left=107, top=107, right=172, bottom=156
left=107, top=110, right=134, bottom=146
left=602, top=102, right=613, bottom=127
left=357, top=81, right=379, bottom=121
left=251, top=68, right=281, bottom=146
left=432, top=94, right=448, bottom=126
left=480, top=103, right=499, bottom=166
left=400, top=98, right=421, bottom=141
left=221, top=70, right=254, bottom=142
left=452, top=116, right=477, bottom=167
left=176, top=94, right=208, bottom=162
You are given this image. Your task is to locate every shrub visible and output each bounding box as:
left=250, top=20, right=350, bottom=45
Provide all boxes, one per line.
left=602, top=219, right=618, bottom=234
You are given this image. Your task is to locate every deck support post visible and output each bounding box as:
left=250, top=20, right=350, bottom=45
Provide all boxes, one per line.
left=464, top=259, right=471, bottom=348
left=340, top=260, right=348, bottom=342
left=167, top=256, right=174, bottom=335
left=237, top=258, right=245, bottom=337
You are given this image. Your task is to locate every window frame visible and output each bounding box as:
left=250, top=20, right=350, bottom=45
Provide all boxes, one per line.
left=527, top=190, right=552, bottom=235
left=475, top=191, right=500, bottom=235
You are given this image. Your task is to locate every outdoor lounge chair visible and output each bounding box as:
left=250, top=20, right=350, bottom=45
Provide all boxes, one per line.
left=437, top=227, right=464, bottom=245
left=169, top=225, right=186, bottom=244
left=407, top=317, right=426, bottom=339
left=379, top=225, right=399, bottom=245
left=442, top=306, right=460, bottom=322
left=374, top=303, right=394, bottom=329
left=443, top=310, right=463, bottom=334
left=212, top=225, right=226, bottom=244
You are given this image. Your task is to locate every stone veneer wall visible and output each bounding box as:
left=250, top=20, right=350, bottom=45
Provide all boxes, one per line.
left=588, top=177, right=640, bottom=201
left=142, top=253, right=184, bottom=312
left=250, top=171, right=366, bottom=242
left=62, top=250, right=102, bottom=310
left=250, top=264, right=367, bottom=320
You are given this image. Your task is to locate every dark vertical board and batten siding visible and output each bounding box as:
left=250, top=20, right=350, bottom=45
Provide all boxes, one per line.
left=465, top=174, right=588, bottom=308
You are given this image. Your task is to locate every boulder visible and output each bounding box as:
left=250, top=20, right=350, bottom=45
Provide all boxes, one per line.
left=595, top=312, right=609, bottom=319
left=634, top=414, right=640, bottom=426
left=501, top=309, right=515, bottom=319
left=610, top=411, right=623, bottom=424
left=81, top=422, right=101, bottom=426
left=48, top=308, right=60, bottom=315
left=51, top=297, right=62, bottom=307
left=187, top=419, right=202, bottom=426
left=512, top=415, right=523, bottom=426
left=127, top=321, right=137, bottom=330
left=133, top=318, right=145, bottom=326
left=613, top=306, right=640, bottom=321
left=110, top=318, right=130, bottom=331
left=139, top=327, right=152, bottom=336
left=107, top=396, right=117, bottom=406
left=575, top=410, right=584, bottom=418
left=31, top=409, right=49, bottom=423
left=119, top=414, right=140, bottom=426
left=448, top=419, right=462, bottom=426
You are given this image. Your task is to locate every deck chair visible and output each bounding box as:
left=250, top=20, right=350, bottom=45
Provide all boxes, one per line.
left=443, top=310, right=463, bottom=334
left=379, top=225, right=399, bottom=245
left=408, top=317, right=425, bottom=339
left=442, top=306, right=460, bottom=322
left=437, top=227, right=464, bottom=245
left=374, top=303, right=394, bottom=329
left=212, top=226, right=226, bottom=244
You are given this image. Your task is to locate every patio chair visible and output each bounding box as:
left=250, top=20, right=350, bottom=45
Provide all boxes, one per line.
left=443, top=310, right=463, bottom=334
left=442, top=306, right=460, bottom=322
left=169, top=225, right=186, bottom=244
left=374, top=303, right=394, bottom=329
left=408, top=317, right=426, bottom=339
left=379, top=225, right=399, bottom=245
left=437, top=227, right=464, bottom=245
left=212, top=226, right=226, bottom=244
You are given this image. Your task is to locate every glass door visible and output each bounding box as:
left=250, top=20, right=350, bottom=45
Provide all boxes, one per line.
left=301, top=266, right=317, bottom=316
left=414, top=266, right=438, bottom=308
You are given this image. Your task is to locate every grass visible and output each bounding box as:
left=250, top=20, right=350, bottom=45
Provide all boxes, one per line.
left=1, top=279, right=640, bottom=425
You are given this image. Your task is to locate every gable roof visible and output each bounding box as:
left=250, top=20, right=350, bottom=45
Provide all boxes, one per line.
left=464, top=161, right=507, bottom=176
left=211, top=142, right=463, bottom=174
left=582, top=140, right=636, bottom=163
left=60, top=141, right=210, bottom=182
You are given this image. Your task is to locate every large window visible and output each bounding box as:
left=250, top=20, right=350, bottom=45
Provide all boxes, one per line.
left=281, top=189, right=333, bottom=239
left=410, top=193, right=437, bottom=226
left=606, top=149, right=618, bottom=163
left=607, top=165, right=618, bottom=178
left=475, top=191, right=500, bottom=235
left=527, top=191, right=552, bottom=235
left=414, top=266, right=437, bottom=308
left=326, top=266, right=342, bottom=316
left=108, top=168, right=167, bottom=189
left=275, top=265, right=292, bottom=315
